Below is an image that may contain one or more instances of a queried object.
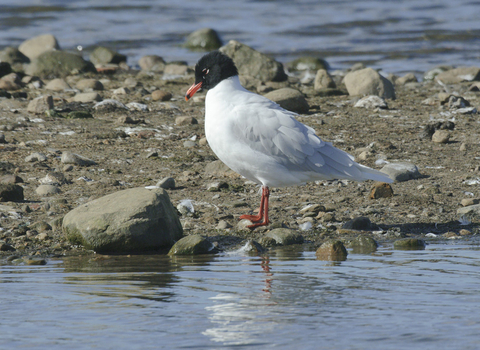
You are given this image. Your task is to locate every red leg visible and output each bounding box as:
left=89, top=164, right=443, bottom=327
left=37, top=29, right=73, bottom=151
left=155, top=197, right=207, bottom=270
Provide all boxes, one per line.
left=239, top=188, right=266, bottom=222
left=239, top=186, right=270, bottom=229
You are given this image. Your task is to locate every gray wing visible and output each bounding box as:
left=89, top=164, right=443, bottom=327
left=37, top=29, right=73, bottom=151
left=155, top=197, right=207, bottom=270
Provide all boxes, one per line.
left=231, top=97, right=368, bottom=181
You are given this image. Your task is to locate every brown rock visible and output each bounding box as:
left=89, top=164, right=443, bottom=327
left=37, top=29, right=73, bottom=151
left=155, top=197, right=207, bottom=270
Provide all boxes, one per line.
left=175, top=116, right=198, bottom=125
left=369, top=182, right=394, bottom=199
left=431, top=130, right=450, bottom=143
left=459, top=229, right=472, bottom=236
left=461, top=198, right=479, bottom=207
left=316, top=240, right=348, bottom=261
left=152, top=90, right=172, bottom=101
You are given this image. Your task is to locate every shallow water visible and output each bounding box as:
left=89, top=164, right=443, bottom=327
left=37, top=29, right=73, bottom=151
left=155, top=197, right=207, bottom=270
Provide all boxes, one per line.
left=0, top=0, right=479, bottom=74
left=2, top=239, right=480, bottom=350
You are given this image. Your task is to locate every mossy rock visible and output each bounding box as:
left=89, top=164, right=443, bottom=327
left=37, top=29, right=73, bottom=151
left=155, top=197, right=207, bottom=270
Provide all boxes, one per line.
left=184, top=28, right=222, bottom=51
left=316, top=240, right=348, bottom=261
left=393, top=238, right=426, bottom=250
left=168, top=235, right=214, bottom=255
left=27, top=51, right=96, bottom=78
left=349, top=236, right=378, bottom=254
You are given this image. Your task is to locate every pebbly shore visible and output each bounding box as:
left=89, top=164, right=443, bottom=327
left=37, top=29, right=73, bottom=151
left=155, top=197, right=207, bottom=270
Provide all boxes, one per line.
left=1, top=31, right=480, bottom=261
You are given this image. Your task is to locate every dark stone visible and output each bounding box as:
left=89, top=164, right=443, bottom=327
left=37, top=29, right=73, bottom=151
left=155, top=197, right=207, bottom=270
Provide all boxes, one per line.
left=369, top=182, right=394, bottom=199
left=342, top=216, right=373, bottom=230
left=0, top=183, right=24, bottom=202
left=0, top=62, right=12, bottom=78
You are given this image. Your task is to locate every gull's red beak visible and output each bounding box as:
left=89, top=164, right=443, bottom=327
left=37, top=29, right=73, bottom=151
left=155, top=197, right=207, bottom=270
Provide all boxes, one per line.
left=185, top=82, right=203, bottom=101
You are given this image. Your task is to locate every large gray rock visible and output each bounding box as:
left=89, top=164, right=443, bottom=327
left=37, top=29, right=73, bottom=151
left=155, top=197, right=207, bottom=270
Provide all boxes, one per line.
left=220, top=40, right=287, bottom=82
left=63, top=187, right=183, bottom=253
left=184, top=28, right=222, bottom=50
left=380, top=162, right=421, bottom=182
left=26, top=51, right=96, bottom=78
left=344, top=67, right=396, bottom=99
left=18, top=34, right=60, bottom=60
left=264, top=88, right=309, bottom=113
left=89, top=46, right=127, bottom=66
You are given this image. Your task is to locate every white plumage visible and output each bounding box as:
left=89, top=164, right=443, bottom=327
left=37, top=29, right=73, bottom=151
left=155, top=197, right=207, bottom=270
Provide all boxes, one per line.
left=186, top=51, right=392, bottom=228
left=205, top=76, right=391, bottom=188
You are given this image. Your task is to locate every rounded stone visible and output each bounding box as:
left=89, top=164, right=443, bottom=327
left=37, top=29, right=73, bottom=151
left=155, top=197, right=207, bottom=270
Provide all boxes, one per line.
left=380, top=162, right=422, bottom=182
left=344, top=67, right=395, bottom=99
left=63, top=187, right=183, bottom=253
left=152, top=90, right=172, bottom=101
left=219, top=40, right=287, bottom=82
left=0, top=184, right=24, bottom=202
left=35, top=184, right=61, bottom=195
left=45, top=78, right=71, bottom=91
left=265, top=228, right=304, bottom=245
left=26, top=51, right=96, bottom=78
left=168, top=234, right=214, bottom=255
left=316, top=240, right=348, bottom=261
left=314, top=69, right=336, bottom=90
left=431, top=130, right=450, bottom=143
left=76, top=79, right=103, bottom=91
left=184, top=28, right=222, bottom=50
left=89, top=46, right=126, bottom=66
left=342, top=216, right=373, bottom=231
left=264, top=88, right=309, bottom=113
left=19, top=34, right=60, bottom=60
left=156, top=177, right=176, bottom=189
left=393, top=238, right=426, bottom=250
left=349, top=236, right=378, bottom=254
left=138, top=55, right=165, bottom=71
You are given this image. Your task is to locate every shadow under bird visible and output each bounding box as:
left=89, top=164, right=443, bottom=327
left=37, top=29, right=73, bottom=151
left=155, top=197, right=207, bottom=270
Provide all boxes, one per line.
left=185, top=51, right=392, bottom=229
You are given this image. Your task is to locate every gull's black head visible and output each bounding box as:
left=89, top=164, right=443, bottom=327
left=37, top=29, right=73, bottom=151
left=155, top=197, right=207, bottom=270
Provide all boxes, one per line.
left=185, top=51, right=238, bottom=101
